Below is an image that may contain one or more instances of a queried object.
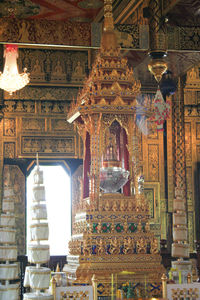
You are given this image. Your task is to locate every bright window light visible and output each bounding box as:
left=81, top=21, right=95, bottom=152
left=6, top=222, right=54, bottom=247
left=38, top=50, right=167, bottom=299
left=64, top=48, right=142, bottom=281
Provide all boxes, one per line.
left=27, top=165, right=71, bottom=255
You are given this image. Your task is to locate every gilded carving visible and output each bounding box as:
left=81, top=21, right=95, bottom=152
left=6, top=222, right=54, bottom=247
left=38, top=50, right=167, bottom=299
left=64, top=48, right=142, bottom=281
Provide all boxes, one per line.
left=196, top=123, right=200, bottom=140
left=4, top=118, right=16, bottom=136
left=4, top=101, right=35, bottom=113
left=71, top=61, right=86, bottom=83
left=188, top=212, right=194, bottom=252
left=4, top=86, right=78, bottom=101
left=196, top=145, right=200, bottom=161
left=41, top=101, right=69, bottom=114
left=51, top=58, right=66, bottom=83
left=185, top=122, right=192, bottom=162
left=184, top=106, right=200, bottom=117
left=144, top=188, right=154, bottom=218
left=4, top=143, right=15, bottom=159
left=167, top=26, right=200, bottom=51
left=186, top=167, right=193, bottom=207
left=51, top=119, right=74, bottom=132
left=115, top=24, right=139, bottom=49
left=16, top=48, right=88, bottom=85
left=22, top=136, right=75, bottom=155
left=148, top=144, right=159, bottom=181
left=3, top=101, right=16, bottom=113
left=147, top=121, right=158, bottom=139
left=22, top=118, right=45, bottom=131
left=31, top=58, right=45, bottom=82
left=179, top=27, right=200, bottom=51
left=0, top=18, right=90, bottom=46
left=150, top=238, right=159, bottom=254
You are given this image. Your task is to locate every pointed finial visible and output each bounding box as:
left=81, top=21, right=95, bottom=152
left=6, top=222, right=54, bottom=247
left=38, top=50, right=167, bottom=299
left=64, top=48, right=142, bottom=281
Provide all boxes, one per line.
left=36, top=152, right=39, bottom=169
left=56, top=263, right=60, bottom=272
left=104, top=0, right=114, bottom=32
left=101, top=0, right=117, bottom=50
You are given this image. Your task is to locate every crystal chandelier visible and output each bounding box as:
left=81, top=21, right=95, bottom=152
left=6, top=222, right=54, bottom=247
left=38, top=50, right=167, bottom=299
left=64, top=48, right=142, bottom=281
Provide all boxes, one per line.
left=0, top=44, right=30, bottom=95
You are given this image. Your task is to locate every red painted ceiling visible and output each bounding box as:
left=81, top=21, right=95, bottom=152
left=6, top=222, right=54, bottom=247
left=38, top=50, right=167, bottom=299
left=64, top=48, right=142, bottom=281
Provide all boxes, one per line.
left=29, top=0, right=103, bottom=22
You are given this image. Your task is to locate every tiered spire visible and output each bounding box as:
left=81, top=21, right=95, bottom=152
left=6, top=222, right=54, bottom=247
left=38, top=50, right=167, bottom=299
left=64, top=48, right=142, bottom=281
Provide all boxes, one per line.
left=67, top=0, right=150, bottom=123
left=0, top=169, right=19, bottom=300
left=23, top=154, right=53, bottom=300
left=65, top=1, right=165, bottom=296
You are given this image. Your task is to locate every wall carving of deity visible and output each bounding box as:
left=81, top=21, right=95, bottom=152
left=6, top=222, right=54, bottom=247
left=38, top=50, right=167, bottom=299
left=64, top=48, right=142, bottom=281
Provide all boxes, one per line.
left=0, top=18, right=200, bottom=51
left=3, top=165, right=26, bottom=255
left=0, top=48, right=90, bottom=159
left=0, top=18, right=91, bottom=46
left=15, top=48, right=89, bottom=86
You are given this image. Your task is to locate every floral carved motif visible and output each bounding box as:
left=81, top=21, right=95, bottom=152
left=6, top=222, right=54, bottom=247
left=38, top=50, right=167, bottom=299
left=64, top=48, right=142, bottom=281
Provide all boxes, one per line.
left=148, top=144, right=159, bottom=181
left=4, top=143, right=15, bottom=159
left=4, top=118, right=16, bottom=136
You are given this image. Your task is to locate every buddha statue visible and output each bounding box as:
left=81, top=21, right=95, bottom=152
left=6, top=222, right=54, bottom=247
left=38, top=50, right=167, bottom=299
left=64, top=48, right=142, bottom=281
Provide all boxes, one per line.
left=71, top=61, right=85, bottom=83
left=31, top=59, right=45, bottom=82
left=51, top=60, right=66, bottom=82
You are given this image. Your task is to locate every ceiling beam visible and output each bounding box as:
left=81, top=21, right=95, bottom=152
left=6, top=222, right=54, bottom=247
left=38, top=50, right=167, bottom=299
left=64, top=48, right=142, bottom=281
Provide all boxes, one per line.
left=162, top=0, right=182, bottom=16
left=114, top=0, right=144, bottom=24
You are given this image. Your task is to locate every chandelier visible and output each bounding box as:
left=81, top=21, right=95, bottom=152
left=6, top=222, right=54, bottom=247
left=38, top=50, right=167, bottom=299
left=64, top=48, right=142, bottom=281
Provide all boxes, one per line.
left=0, top=44, right=30, bottom=95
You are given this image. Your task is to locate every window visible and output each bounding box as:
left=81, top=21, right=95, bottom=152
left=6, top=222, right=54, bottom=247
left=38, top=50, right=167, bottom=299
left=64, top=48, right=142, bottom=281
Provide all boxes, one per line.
left=26, top=164, right=71, bottom=255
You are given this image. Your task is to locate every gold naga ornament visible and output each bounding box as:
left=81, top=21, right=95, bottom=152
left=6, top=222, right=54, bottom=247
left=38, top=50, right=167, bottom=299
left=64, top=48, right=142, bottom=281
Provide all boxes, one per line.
left=65, top=0, right=165, bottom=298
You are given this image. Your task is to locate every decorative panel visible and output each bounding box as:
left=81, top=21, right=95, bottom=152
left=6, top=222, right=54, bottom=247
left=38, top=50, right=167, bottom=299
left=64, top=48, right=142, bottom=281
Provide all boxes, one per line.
left=21, top=136, right=76, bottom=156
left=22, top=118, right=45, bottom=132
left=3, top=165, right=25, bottom=255
left=4, top=87, right=79, bottom=101
left=196, top=145, right=200, bottom=161
left=138, top=132, right=143, bottom=165
left=196, top=123, right=200, bottom=139
left=179, top=27, right=200, bottom=51
left=148, top=144, right=159, bottom=181
left=186, top=167, right=193, bottom=207
left=188, top=212, right=194, bottom=252
left=185, top=122, right=192, bottom=162
left=4, top=100, right=35, bottom=113
left=41, top=101, right=69, bottom=114
left=115, top=24, right=139, bottom=49
left=3, top=118, right=16, bottom=136
left=51, top=119, right=74, bottom=132
left=0, top=18, right=90, bottom=46
left=147, top=121, right=158, bottom=139
left=4, top=142, right=15, bottom=159
left=144, top=188, right=154, bottom=218
left=184, top=90, right=196, bottom=105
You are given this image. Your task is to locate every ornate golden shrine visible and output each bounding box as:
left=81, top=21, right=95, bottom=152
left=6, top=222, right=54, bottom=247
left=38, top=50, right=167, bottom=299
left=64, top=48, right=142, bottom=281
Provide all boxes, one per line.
left=65, top=0, right=165, bottom=297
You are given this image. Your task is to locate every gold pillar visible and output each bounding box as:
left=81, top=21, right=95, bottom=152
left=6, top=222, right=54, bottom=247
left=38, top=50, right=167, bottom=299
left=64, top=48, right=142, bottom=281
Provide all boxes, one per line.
left=161, top=273, right=167, bottom=299
left=92, top=274, right=97, bottom=300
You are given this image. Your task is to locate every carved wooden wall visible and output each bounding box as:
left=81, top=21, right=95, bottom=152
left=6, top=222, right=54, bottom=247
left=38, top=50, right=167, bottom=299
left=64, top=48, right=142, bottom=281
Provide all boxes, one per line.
left=2, top=48, right=85, bottom=160
left=143, top=119, right=166, bottom=242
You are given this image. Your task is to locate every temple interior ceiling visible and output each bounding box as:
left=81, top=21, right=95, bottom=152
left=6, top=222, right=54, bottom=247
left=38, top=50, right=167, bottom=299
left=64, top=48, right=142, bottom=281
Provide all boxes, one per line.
left=0, top=0, right=104, bottom=21
left=166, top=0, right=200, bottom=26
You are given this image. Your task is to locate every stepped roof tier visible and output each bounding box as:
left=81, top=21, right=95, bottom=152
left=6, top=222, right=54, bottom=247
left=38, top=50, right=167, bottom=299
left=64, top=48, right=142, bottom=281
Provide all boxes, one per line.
left=67, top=0, right=152, bottom=124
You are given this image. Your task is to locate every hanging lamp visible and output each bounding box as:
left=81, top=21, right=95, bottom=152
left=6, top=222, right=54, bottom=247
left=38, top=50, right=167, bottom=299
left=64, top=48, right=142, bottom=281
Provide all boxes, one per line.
left=0, top=44, right=30, bottom=95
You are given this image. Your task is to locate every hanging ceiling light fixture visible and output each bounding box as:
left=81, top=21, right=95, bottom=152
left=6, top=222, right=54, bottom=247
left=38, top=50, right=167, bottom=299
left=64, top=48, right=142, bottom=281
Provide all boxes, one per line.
left=0, top=44, right=30, bottom=95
